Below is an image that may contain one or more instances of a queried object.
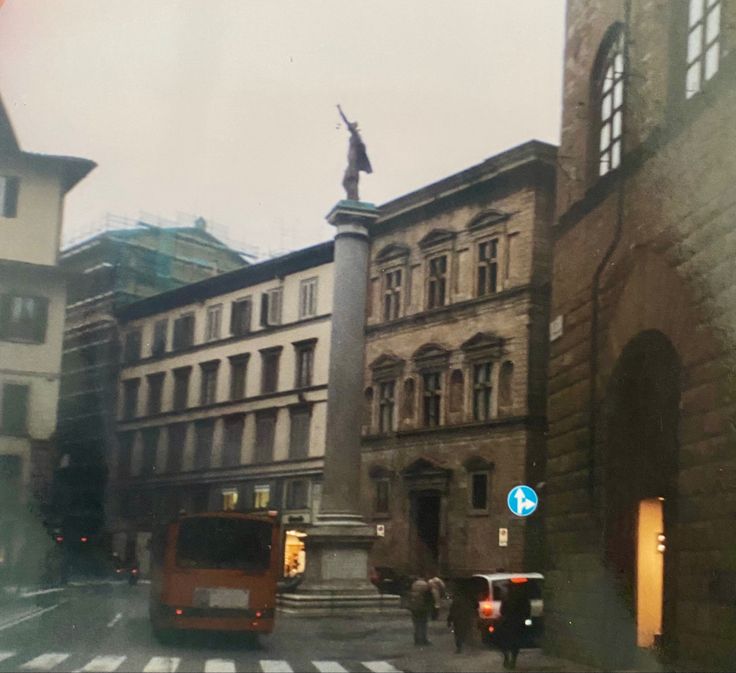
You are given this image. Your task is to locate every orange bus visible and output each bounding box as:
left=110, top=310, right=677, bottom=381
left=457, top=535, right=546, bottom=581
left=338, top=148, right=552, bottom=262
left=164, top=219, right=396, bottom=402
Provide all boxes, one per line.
left=149, top=510, right=280, bottom=641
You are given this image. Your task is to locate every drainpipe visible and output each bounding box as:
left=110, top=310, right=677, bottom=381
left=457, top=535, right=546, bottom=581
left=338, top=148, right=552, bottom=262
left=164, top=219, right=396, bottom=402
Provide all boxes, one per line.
left=588, top=0, right=632, bottom=512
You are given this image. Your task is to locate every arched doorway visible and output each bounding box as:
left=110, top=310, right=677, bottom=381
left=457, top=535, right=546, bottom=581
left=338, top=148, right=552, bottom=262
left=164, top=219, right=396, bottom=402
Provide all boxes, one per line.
left=602, top=330, right=680, bottom=656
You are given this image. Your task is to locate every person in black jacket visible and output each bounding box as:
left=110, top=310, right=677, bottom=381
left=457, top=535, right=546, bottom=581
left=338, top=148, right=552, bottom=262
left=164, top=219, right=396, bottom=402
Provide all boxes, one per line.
left=496, top=581, right=531, bottom=669
left=447, top=579, right=477, bottom=654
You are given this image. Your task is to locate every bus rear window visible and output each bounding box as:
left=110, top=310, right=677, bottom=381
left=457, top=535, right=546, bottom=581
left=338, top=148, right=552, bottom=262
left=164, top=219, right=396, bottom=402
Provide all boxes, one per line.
left=176, top=517, right=272, bottom=571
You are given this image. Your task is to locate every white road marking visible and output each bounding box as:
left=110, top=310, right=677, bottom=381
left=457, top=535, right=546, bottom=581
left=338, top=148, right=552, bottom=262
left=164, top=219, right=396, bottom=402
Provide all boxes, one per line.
left=0, top=652, right=16, bottom=664
left=312, top=662, right=348, bottom=673
left=106, top=613, right=123, bottom=628
left=204, top=659, right=235, bottom=673
left=20, top=653, right=70, bottom=670
left=362, top=663, right=402, bottom=673
left=19, top=588, right=65, bottom=598
left=143, top=656, right=181, bottom=672
left=260, top=662, right=293, bottom=673
left=0, top=604, right=59, bottom=632
left=79, top=655, right=127, bottom=671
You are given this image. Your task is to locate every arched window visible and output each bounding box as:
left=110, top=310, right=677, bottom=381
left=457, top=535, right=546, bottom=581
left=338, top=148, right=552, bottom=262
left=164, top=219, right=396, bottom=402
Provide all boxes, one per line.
left=498, top=361, right=514, bottom=414
left=593, top=24, right=625, bottom=177
left=449, top=369, right=464, bottom=414
left=685, top=0, right=722, bottom=98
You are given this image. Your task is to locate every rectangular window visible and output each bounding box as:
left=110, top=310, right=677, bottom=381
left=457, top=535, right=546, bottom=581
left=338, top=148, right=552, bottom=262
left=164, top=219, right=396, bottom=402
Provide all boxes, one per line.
left=686, top=0, right=722, bottom=98
left=422, top=372, right=442, bottom=427
left=299, top=278, right=318, bottom=318
left=261, top=288, right=283, bottom=327
left=141, top=427, right=159, bottom=476
left=289, top=406, right=311, bottom=459
left=0, top=176, right=19, bottom=218
left=286, top=480, right=308, bottom=510
left=375, top=479, right=390, bottom=515
left=294, top=342, right=315, bottom=388
left=254, top=410, right=276, bottom=463
left=1, top=383, right=29, bottom=435
left=477, top=239, right=499, bottom=296
left=427, top=255, right=447, bottom=309
left=260, top=348, right=281, bottom=394
left=0, top=294, right=48, bottom=343
left=383, top=269, right=402, bottom=321
left=473, top=362, right=493, bottom=421
left=253, top=484, right=271, bottom=509
left=172, top=367, right=191, bottom=411
left=146, top=373, right=165, bottom=416
left=194, top=419, right=214, bottom=470
left=378, top=381, right=396, bottom=433
left=205, top=304, right=223, bottom=342
left=229, top=355, right=249, bottom=400
left=117, top=432, right=134, bottom=478
left=122, top=379, right=140, bottom=420
left=123, top=330, right=142, bottom=363
left=172, top=313, right=195, bottom=350
left=230, top=298, right=252, bottom=336
left=222, top=415, right=244, bottom=467
left=470, top=472, right=489, bottom=511
left=222, top=488, right=239, bottom=511
left=166, top=423, right=186, bottom=472
left=199, top=361, right=219, bottom=406
left=152, top=318, right=168, bottom=357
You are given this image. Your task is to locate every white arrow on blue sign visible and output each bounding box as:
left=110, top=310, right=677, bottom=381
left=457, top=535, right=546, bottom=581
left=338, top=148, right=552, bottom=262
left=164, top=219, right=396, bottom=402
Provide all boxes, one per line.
left=507, top=485, right=539, bottom=517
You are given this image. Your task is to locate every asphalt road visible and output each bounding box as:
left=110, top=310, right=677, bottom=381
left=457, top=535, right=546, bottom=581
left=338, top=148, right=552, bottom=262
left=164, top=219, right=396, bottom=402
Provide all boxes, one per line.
left=0, top=584, right=585, bottom=673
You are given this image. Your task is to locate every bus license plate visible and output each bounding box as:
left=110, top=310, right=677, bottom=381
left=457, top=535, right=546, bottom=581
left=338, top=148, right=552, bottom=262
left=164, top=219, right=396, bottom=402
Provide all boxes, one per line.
left=194, top=588, right=250, bottom=609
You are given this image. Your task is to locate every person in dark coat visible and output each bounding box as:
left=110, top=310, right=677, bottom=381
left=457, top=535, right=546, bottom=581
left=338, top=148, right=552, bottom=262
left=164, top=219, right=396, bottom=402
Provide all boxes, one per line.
left=496, top=581, right=532, bottom=669
left=447, top=578, right=477, bottom=654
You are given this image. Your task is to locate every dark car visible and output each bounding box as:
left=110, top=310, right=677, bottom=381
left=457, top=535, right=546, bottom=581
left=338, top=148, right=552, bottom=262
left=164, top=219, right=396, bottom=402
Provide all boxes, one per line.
left=111, top=555, right=139, bottom=585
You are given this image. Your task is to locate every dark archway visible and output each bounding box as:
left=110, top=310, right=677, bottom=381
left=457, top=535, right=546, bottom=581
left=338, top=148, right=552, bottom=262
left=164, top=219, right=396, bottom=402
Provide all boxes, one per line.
left=602, top=330, right=680, bottom=660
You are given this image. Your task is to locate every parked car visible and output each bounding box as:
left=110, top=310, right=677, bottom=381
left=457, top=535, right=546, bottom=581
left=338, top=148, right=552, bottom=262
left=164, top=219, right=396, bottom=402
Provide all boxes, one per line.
left=470, top=573, right=544, bottom=647
left=369, top=566, right=411, bottom=596
left=111, top=555, right=139, bottom=585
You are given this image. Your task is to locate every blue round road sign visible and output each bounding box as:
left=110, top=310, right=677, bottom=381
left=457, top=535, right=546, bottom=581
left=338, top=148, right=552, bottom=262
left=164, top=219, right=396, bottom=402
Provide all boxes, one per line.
left=507, top=485, right=539, bottom=517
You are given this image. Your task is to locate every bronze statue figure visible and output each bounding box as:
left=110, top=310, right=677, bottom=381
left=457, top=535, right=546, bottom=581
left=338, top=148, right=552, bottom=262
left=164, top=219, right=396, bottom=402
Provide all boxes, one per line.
left=338, top=105, right=372, bottom=201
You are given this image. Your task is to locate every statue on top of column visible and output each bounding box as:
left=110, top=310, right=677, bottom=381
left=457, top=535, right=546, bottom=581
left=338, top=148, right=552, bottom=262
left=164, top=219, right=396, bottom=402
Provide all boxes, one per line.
left=338, top=105, right=372, bottom=201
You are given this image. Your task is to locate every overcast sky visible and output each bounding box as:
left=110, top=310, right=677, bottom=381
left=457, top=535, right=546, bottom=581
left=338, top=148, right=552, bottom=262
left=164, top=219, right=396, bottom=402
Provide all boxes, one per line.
left=0, top=0, right=565, bottom=258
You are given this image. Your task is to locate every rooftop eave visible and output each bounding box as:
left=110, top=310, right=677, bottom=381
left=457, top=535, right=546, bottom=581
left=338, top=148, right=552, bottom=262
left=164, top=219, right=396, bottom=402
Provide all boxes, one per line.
left=20, top=151, right=97, bottom=193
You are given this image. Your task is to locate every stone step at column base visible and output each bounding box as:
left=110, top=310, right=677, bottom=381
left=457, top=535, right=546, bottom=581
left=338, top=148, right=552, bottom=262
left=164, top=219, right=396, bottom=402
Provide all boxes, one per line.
left=277, top=591, right=402, bottom=617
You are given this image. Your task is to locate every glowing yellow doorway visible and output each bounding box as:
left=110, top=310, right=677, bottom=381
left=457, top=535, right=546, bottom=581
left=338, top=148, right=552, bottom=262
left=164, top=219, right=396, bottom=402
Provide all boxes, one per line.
left=636, top=498, right=664, bottom=648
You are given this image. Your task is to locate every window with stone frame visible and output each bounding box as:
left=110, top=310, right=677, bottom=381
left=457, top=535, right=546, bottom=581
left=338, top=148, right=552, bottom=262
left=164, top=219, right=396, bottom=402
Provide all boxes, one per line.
left=152, top=318, right=168, bottom=357
left=299, top=277, right=318, bottom=319
left=464, top=456, right=494, bottom=514
left=402, top=378, right=415, bottom=424
left=472, top=362, right=494, bottom=421
left=146, top=372, right=165, bottom=416
left=294, top=339, right=316, bottom=388
left=383, top=268, right=402, bottom=321
left=593, top=24, right=625, bottom=177
left=222, top=488, right=239, bottom=511
left=369, top=465, right=392, bottom=516
left=229, top=354, right=249, bottom=400
left=477, top=238, right=500, bottom=296
left=141, top=427, right=159, bottom=476
left=685, top=0, right=722, bottom=99
left=122, top=378, right=140, bottom=420
left=0, top=294, right=48, bottom=344
left=172, top=366, right=191, bottom=411
left=166, top=423, right=186, bottom=472
left=194, top=419, right=214, bottom=470
left=426, top=255, right=448, bottom=309
left=260, top=347, right=281, bottom=394
left=254, top=410, right=277, bottom=463
left=378, top=380, right=396, bottom=433
left=199, top=360, right=219, bottom=406
left=123, top=329, right=142, bottom=363
left=260, top=287, right=283, bottom=327
left=289, top=406, right=311, bottom=459
left=205, top=304, right=223, bottom=342
left=172, top=313, right=195, bottom=350
left=285, top=479, right=308, bottom=510
left=253, top=483, right=271, bottom=509
left=422, top=371, right=442, bottom=427
left=230, top=297, right=253, bottom=336
left=222, top=414, right=244, bottom=467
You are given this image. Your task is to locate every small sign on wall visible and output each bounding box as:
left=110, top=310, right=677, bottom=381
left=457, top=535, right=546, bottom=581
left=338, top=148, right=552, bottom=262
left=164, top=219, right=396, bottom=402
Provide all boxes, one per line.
left=376, top=524, right=385, bottom=537
left=550, top=315, right=564, bottom=342
left=499, top=527, right=508, bottom=547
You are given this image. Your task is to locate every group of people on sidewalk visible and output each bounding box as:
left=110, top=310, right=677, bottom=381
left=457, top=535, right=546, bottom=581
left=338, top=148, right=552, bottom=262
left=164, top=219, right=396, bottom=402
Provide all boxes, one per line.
left=405, top=572, right=531, bottom=670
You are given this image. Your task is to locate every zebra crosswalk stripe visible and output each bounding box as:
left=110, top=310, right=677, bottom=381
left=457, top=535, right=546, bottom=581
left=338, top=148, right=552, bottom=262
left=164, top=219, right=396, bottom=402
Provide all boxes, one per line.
left=0, top=653, right=15, bottom=664
left=20, top=653, right=70, bottom=670
left=142, top=656, right=181, bottom=672
left=361, top=662, right=402, bottom=673
left=78, top=655, right=127, bottom=672
left=312, top=662, right=348, bottom=673
left=259, top=661, right=293, bottom=673
left=203, top=659, right=235, bottom=673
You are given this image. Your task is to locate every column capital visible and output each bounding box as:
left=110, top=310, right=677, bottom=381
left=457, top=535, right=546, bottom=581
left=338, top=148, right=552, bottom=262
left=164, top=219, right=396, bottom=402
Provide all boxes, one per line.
left=326, top=200, right=379, bottom=229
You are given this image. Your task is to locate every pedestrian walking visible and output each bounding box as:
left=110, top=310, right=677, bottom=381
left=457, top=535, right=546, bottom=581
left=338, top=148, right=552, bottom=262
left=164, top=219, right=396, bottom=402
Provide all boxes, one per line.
left=496, top=580, right=532, bottom=669
left=407, top=575, right=434, bottom=645
left=428, top=575, right=446, bottom=620
left=446, top=578, right=477, bottom=654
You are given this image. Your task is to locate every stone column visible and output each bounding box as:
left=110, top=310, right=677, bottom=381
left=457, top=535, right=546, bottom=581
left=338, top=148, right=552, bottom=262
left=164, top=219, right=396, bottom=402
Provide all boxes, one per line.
left=280, top=200, right=398, bottom=615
